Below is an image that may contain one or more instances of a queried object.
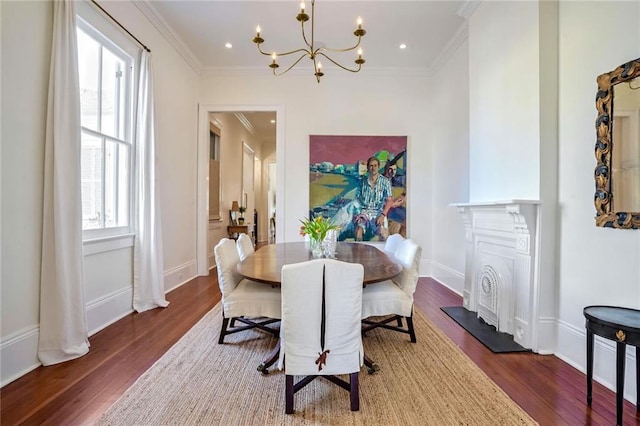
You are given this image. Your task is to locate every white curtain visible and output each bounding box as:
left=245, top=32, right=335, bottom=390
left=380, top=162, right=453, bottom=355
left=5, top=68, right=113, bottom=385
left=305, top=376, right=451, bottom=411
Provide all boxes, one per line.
left=38, top=0, right=90, bottom=365
left=133, top=51, right=169, bottom=312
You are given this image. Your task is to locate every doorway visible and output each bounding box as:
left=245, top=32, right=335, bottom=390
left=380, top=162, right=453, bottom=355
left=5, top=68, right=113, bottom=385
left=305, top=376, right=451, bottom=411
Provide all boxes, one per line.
left=196, top=104, right=284, bottom=276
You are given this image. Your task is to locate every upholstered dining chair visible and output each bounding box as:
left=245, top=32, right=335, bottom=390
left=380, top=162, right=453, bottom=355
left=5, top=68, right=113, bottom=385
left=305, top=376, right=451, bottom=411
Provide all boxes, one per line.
left=278, top=259, right=364, bottom=414
left=214, top=238, right=280, bottom=344
left=383, top=233, right=404, bottom=257
left=361, top=238, right=421, bottom=342
left=236, top=232, right=255, bottom=261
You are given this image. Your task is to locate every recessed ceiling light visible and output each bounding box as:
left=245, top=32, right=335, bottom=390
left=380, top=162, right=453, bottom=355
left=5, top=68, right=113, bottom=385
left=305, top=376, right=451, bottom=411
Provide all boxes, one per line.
left=225, top=42, right=232, bottom=49
left=399, top=43, right=407, bottom=49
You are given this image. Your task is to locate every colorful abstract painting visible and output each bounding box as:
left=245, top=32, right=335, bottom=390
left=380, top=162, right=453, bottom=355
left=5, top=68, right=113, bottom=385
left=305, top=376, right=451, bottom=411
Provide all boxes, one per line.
left=309, top=135, right=407, bottom=242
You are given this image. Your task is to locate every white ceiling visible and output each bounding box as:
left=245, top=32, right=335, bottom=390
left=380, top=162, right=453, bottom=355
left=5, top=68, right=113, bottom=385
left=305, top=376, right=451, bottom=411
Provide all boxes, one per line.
left=209, top=110, right=277, bottom=149
left=143, top=0, right=467, bottom=73
left=142, top=0, right=468, bottom=148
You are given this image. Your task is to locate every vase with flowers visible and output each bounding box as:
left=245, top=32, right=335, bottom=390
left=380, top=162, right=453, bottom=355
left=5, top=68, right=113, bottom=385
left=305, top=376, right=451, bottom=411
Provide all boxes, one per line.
left=299, top=215, right=339, bottom=258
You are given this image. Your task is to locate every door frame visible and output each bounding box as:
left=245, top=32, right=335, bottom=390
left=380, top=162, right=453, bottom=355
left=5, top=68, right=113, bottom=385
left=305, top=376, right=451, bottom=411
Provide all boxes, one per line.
left=196, top=104, right=285, bottom=276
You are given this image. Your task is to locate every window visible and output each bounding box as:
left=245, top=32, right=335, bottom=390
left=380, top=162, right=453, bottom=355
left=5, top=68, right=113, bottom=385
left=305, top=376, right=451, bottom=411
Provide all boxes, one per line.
left=77, top=17, right=134, bottom=238
left=209, top=123, right=221, bottom=220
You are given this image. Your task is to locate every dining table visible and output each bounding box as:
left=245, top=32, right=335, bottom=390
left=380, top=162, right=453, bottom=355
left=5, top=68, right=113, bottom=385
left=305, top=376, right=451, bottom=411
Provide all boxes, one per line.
left=237, top=241, right=402, bottom=285
left=237, top=241, right=403, bottom=374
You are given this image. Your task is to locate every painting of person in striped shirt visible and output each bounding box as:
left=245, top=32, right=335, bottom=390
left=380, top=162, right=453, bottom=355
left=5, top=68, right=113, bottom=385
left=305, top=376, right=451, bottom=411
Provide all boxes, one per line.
left=352, top=156, right=393, bottom=241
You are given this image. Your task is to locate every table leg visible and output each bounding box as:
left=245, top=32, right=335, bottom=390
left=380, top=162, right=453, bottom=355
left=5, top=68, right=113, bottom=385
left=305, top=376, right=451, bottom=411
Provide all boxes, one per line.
left=636, top=346, right=640, bottom=412
left=257, top=339, right=281, bottom=374
left=363, top=354, right=380, bottom=375
left=616, top=342, right=626, bottom=426
left=587, top=330, right=594, bottom=407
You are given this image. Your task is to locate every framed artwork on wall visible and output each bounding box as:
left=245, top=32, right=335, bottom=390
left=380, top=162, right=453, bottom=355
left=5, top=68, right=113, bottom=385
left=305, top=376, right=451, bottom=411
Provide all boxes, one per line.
left=309, top=135, right=407, bottom=242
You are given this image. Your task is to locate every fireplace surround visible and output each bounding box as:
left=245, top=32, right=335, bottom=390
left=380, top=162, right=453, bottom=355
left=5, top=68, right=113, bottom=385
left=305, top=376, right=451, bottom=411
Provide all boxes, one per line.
left=456, top=200, right=541, bottom=350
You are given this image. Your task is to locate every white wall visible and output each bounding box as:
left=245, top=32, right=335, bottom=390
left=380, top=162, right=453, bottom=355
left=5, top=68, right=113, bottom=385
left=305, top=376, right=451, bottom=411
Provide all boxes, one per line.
left=428, top=38, right=469, bottom=294
left=555, top=0, right=640, bottom=401
left=198, top=71, right=434, bottom=266
left=1, top=0, right=52, bottom=384
left=0, top=0, right=200, bottom=386
left=469, top=1, right=541, bottom=202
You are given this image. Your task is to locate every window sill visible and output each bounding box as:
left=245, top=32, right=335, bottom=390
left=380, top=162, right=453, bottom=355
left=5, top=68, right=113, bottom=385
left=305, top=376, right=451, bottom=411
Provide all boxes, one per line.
left=83, top=233, right=135, bottom=256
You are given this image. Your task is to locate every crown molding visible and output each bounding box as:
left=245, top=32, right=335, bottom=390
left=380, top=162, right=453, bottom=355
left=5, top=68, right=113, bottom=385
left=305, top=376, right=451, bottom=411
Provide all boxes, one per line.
left=235, top=113, right=255, bottom=134
left=457, top=0, right=482, bottom=20
left=427, top=23, right=469, bottom=76
left=131, top=0, right=203, bottom=75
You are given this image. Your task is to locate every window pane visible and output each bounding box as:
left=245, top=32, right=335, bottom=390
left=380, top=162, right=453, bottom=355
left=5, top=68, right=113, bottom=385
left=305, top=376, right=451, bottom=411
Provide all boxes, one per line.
left=104, top=141, right=130, bottom=228
left=77, top=29, right=100, bottom=132
left=77, top=16, right=134, bottom=236
left=101, top=48, right=126, bottom=139
left=81, top=132, right=103, bottom=229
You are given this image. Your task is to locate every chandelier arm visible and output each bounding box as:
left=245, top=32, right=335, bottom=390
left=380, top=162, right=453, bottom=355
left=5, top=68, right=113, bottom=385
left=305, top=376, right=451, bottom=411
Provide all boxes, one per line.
left=256, top=44, right=311, bottom=58
left=300, top=17, right=313, bottom=50
left=273, top=54, right=308, bottom=76
left=316, top=52, right=363, bottom=73
left=317, top=37, right=363, bottom=54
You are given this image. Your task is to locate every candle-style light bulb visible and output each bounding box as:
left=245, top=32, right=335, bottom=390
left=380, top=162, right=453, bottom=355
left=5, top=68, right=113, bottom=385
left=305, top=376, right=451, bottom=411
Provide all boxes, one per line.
left=300, top=2, right=305, bottom=13
left=256, top=25, right=261, bottom=35
left=317, top=62, right=322, bottom=70
left=357, top=48, right=363, bottom=59
left=356, top=17, right=363, bottom=29
left=271, top=52, right=277, bottom=63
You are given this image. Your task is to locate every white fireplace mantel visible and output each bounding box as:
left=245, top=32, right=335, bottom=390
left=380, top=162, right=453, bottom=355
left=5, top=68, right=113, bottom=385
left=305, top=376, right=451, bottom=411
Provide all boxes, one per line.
left=454, top=200, right=541, bottom=351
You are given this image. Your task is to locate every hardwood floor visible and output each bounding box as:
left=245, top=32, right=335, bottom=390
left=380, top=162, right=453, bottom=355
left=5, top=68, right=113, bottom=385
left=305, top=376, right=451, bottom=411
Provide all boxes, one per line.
left=1, top=274, right=637, bottom=425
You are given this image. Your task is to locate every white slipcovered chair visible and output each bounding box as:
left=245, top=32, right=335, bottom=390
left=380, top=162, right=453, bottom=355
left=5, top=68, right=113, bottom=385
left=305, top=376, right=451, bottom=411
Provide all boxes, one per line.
left=278, top=259, right=364, bottom=414
left=214, top=238, right=281, bottom=344
left=383, top=233, right=404, bottom=257
left=361, top=238, right=421, bottom=342
left=236, top=232, right=255, bottom=261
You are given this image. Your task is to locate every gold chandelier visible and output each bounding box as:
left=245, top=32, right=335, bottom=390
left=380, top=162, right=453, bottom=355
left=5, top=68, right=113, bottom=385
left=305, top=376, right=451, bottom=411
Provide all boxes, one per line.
left=252, top=1, right=366, bottom=83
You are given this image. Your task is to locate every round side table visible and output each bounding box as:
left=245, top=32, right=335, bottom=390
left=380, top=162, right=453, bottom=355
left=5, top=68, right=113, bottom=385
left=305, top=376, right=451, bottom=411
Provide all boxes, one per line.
left=584, top=305, right=640, bottom=426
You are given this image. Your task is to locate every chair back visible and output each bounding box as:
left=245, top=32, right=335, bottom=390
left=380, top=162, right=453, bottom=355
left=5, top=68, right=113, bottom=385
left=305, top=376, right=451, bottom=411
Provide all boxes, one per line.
left=214, top=238, right=242, bottom=296
left=236, top=233, right=255, bottom=261
left=384, top=233, right=404, bottom=256
left=393, top=239, right=422, bottom=297
left=278, top=259, right=364, bottom=376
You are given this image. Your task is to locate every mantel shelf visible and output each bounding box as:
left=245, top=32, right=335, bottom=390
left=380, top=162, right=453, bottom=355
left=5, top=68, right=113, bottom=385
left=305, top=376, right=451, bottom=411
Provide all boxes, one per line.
left=451, top=199, right=541, bottom=207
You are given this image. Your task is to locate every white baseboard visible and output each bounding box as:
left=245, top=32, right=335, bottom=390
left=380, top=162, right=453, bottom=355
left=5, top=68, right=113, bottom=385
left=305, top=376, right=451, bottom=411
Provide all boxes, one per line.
left=163, top=260, right=198, bottom=293
left=86, top=286, right=134, bottom=336
left=0, top=326, right=40, bottom=387
left=534, top=317, right=556, bottom=354
left=427, top=260, right=464, bottom=296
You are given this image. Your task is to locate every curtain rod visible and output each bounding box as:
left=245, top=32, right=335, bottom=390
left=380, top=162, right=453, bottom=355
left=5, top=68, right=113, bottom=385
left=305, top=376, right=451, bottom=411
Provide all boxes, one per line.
left=90, top=0, right=151, bottom=52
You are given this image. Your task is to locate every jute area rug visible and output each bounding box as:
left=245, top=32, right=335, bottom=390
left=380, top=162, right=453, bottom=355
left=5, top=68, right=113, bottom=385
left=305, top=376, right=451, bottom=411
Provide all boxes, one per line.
left=97, top=303, right=537, bottom=425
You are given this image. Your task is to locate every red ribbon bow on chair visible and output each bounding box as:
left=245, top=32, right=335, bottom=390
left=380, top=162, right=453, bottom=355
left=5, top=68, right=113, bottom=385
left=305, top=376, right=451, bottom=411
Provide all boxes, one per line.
left=315, top=349, right=330, bottom=371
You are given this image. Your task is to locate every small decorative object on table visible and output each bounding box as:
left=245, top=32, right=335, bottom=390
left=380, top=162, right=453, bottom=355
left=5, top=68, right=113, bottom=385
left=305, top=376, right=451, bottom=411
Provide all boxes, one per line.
left=299, top=215, right=339, bottom=258
left=238, top=206, right=246, bottom=225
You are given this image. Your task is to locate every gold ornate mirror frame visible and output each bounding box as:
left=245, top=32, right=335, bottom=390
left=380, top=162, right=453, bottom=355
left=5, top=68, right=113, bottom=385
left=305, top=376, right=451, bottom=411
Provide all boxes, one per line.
left=594, top=57, right=640, bottom=229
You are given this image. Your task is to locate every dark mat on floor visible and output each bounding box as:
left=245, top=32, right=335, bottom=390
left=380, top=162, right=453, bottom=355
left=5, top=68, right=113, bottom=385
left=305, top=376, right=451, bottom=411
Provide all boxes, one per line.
left=441, top=306, right=531, bottom=353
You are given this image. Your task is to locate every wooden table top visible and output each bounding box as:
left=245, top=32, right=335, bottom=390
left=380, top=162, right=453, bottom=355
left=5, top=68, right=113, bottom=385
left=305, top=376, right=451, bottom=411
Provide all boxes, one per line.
left=237, top=242, right=402, bottom=285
